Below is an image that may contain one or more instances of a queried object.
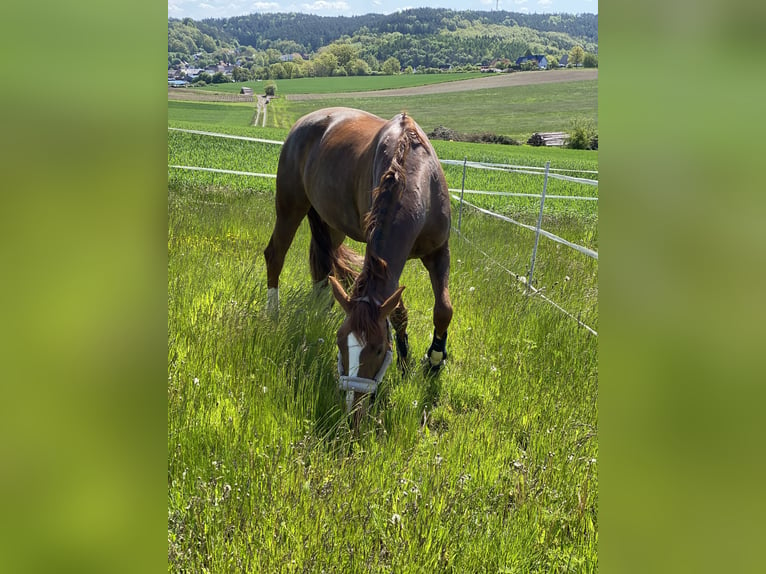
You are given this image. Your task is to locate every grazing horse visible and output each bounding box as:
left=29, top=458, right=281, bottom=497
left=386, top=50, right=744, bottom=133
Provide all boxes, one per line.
left=264, top=107, right=453, bottom=415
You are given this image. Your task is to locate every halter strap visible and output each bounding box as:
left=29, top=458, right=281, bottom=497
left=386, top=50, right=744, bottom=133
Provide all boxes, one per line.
left=337, top=319, right=394, bottom=396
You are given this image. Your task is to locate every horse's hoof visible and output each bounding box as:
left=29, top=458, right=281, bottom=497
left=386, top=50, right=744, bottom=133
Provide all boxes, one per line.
left=422, top=353, right=446, bottom=376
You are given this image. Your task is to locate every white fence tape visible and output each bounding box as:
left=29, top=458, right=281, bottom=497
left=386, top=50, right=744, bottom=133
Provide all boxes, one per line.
left=449, top=188, right=597, bottom=201
left=168, top=126, right=598, bottom=335
left=168, top=127, right=284, bottom=146
left=168, top=128, right=599, bottom=181
left=452, top=228, right=597, bottom=336
left=450, top=194, right=598, bottom=260
left=441, top=159, right=598, bottom=185
left=169, top=165, right=276, bottom=179
left=441, top=158, right=598, bottom=175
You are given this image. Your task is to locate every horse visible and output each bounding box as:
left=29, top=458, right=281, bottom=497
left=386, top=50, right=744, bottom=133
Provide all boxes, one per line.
left=264, top=107, right=453, bottom=417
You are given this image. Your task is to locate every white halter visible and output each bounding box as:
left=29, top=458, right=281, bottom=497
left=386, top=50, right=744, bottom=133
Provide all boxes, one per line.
left=337, top=313, right=394, bottom=401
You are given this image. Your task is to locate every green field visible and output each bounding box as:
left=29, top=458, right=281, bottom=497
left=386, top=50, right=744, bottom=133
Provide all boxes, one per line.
left=191, top=72, right=486, bottom=95
left=168, top=101, right=257, bottom=126
left=170, top=78, right=597, bottom=142
left=168, top=78, right=598, bottom=572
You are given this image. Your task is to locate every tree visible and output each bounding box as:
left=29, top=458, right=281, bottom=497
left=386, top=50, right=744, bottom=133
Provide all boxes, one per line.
left=583, top=53, right=598, bottom=68
left=231, top=66, right=250, bottom=82
left=269, top=63, right=287, bottom=79
left=567, top=117, right=596, bottom=150
left=299, top=60, right=315, bottom=77
left=325, top=43, right=358, bottom=68
left=569, top=45, right=585, bottom=67
left=264, top=82, right=277, bottom=97
left=347, top=58, right=370, bottom=76
left=211, top=71, right=230, bottom=84
left=313, top=52, right=338, bottom=77
left=382, top=57, right=401, bottom=75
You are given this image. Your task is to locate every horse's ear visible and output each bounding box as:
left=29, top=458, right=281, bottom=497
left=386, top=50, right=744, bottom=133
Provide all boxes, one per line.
left=328, top=275, right=353, bottom=314
left=380, top=285, right=405, bottom=318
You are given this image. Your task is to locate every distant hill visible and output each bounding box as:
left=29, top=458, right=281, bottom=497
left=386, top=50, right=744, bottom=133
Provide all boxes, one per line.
left=169, top=9, right=597, bottom=75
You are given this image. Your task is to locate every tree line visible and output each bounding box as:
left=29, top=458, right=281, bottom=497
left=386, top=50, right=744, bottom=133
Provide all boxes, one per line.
left=168, top=9, right=598, bottom=81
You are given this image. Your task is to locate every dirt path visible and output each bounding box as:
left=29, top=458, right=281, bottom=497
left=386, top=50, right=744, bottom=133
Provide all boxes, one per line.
left=286, top=69, right=597, bottom=101
left=252, top=95, right=268, bottom=127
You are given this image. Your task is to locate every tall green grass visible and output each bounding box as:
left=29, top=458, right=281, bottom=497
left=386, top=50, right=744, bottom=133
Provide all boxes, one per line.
left=168, top=87, right=597, bottom=569
left=168, top=174, right=597, bottom=573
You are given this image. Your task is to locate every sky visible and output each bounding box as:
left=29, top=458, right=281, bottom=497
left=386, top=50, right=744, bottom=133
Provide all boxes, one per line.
left=168, top=1, right=597, bottom=21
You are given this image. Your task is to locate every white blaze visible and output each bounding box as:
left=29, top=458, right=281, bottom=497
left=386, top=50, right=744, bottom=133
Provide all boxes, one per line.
left=347, top=332, right=363, bottom=377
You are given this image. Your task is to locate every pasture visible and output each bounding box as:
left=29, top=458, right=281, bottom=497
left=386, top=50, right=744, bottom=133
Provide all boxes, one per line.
left=168, top=78, right=598, bottom=572
left=190, top=72, right=487, bottom=95
left=170, top=75, right=597, bottom=142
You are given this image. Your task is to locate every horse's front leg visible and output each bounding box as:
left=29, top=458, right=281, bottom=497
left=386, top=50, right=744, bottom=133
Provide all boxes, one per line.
left=390, top=300, right=411, bottom=374
left=421, top=243, right=453, bottom=373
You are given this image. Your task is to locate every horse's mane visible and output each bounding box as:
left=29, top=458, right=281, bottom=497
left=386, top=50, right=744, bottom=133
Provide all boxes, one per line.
left=348, top=253, right=388, bottom=343
left=363, top=113, right=422, bottom=250
left=346, top=114, right=419, bottom=343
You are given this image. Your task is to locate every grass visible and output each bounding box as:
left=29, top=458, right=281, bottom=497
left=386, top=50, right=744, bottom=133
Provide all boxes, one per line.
left=167, top=123, right=598, bottom=241
left=170, top=79, right=597, bottom=144
left=168, top=181, right=597, bottom=572
left=189, top=72, right=487, bottom=95
left=284, top=80, right=597, bottom=142
left=168, top=76, right=598, bottom=571
left=168, top=100, right=258, bottom=126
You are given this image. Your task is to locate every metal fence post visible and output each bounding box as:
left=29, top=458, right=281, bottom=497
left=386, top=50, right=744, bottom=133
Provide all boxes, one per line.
left=527, top=161, right=550, bottom=293
left=457, top=156, right=467, bottom=233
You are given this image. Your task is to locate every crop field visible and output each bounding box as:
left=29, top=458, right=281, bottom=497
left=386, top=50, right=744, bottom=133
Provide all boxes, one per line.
left=168, top=82, right=598, bottom=571
left=190, top=72, right=486, bottom=95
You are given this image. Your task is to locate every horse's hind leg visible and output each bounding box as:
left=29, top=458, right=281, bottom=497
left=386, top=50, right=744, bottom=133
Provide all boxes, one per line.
left=306, top=209, right=349, bottom=308
left=264, top=195, right=310, bottom=318
left=307, top=208, right=342, bottom=285
left=421, top=243, right=453, bottom=371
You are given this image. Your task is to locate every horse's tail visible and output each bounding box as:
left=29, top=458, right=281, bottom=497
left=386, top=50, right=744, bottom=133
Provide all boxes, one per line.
left=331, top=244, right=364, bottom=287
left=307, top=207, right=363, bottom=288
left=364, top=113, right=421, bottom=245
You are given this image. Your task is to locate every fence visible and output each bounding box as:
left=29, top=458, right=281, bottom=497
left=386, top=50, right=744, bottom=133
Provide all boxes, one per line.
left=168, top=127, right=598, bottom=336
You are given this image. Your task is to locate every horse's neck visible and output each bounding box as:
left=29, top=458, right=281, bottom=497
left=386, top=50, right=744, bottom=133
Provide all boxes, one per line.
left=359, top=249, right=406, bottom=303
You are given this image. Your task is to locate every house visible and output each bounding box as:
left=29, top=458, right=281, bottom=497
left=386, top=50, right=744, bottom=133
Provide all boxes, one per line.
left=558, top=54, right=569, bottom=67
left=515, top=55, right=548, bottom=69
left=280, top=53, right=303, bottom=62
left=182, top=67, right=202, bottom=80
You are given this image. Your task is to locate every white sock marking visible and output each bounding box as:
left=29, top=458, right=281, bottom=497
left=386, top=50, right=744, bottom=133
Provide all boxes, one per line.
left=267, top=288, right=279, bottom=317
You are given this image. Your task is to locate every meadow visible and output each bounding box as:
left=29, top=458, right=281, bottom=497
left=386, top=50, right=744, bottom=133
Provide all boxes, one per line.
left=170, top=78, right=597, bottom=143
left=191, top=72, right=487, bottom=95
left=168, top=76, right=597, bottom=572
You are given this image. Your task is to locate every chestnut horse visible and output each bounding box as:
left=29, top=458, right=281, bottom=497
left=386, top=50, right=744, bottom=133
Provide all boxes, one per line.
left=264, top=107, right=452, bottom=414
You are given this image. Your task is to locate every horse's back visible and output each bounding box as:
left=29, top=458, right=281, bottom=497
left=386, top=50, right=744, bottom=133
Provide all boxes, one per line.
left=277, top=108, right=386, bottom=239
left=275, top=107, right=450, bottom=254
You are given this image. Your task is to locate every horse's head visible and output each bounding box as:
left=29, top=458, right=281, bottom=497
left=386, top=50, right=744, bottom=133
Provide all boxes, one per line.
left=328, top=275, right=405, bottom=415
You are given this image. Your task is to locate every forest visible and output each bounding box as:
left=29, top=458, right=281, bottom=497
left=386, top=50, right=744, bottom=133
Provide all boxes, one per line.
left=168, top=9, right=597, bottom=79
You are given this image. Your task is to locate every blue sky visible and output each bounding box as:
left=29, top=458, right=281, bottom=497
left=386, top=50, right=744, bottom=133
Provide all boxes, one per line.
left=168, top=1, right=597, bottom=21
